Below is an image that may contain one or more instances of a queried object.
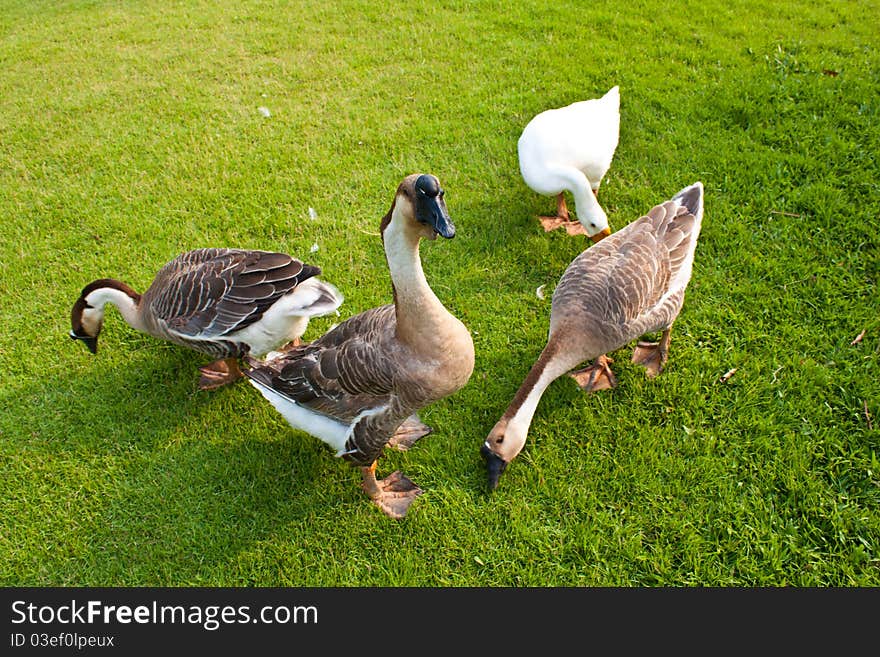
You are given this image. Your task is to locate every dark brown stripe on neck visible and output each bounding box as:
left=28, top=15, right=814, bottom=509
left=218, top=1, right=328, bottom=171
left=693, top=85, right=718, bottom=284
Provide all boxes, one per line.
left=500, top=334, right=562, bottom=421
left=79, top=278, right=141, bottom=303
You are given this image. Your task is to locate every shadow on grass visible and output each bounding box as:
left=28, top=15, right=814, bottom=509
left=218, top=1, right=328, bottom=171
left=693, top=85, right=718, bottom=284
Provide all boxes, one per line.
left=1, top=344, right=368, bottom=585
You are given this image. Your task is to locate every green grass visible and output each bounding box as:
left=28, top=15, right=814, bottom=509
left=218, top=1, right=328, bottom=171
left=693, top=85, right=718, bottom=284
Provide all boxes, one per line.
left=1, top=0, right=878, bottom=586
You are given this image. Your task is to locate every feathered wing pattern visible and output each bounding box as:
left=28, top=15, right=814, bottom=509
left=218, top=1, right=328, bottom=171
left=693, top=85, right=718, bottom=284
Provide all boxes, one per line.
left=144, top=248, right=320, bottom=339
left=628, top=203, right=695, bottom=335
left=244, top=305, right=414, bottom=466
left=552, top=195, right=701, bottom=342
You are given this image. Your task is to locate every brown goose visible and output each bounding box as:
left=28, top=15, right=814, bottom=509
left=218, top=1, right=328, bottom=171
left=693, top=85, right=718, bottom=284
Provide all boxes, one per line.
left=244, top=174, right=475, bottom=518
left=481, top=182, right=704, bottom=488
left=70, top=248, right=343, bottom=389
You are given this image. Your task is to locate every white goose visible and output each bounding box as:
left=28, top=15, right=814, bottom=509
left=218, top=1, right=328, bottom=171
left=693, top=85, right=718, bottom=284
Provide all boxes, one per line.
left=244, top=174, right=475, bottom=518
left=518, top=85, right=620, bottom=241
left=70, top=248, right=343, bottom=389
left=481, top=182, right=704, bottom=488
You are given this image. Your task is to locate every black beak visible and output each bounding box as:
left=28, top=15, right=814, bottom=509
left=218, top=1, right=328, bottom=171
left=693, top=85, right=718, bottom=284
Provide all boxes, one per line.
left=70, top=330, right=98, bottom=354
left=415, top=174, right=455, bottom=239
left=425, top=199, right=455, bottom=239
left=481, top=441, right=508, bottom=490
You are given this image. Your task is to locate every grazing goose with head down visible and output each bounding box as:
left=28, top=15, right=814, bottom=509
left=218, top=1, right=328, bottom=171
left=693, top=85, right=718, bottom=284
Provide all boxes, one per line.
left=481, top=182, right=704, bottom=489
left=518, top=85, right=620, bottom=240
left=244, top=174, right=475, bottom=518
left=70, top=248, right=343, bottom=390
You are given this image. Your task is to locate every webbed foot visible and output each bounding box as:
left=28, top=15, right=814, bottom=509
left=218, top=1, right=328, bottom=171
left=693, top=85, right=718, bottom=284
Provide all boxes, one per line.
left=631, top=329, right=672, bottom=378
left=539, top=215, right=587, bottom=235
left=538, top=193, right=587, bottom=235
left=569, top=355, right=617, bottom=391
left=197, top=358, right=243, bottom=390
left=388, top=414, right=433, bottom=451
left=631, top=342, right=666, bottom=377
left=361, top=466, right=423, bottom=519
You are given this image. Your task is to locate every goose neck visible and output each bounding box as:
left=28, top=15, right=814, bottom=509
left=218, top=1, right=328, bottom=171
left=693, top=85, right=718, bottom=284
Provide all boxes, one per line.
left=506, top=349, right=569, bottom=437
left=382, top=216, right=446, bottom=332
left=571, top=182, right=607, bottom=230
left=87, top=284, right=144, bottom=331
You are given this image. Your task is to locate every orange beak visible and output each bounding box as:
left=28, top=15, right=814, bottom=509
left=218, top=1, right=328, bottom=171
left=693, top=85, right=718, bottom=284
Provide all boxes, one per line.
left=590, top=227, right=612, bottom=243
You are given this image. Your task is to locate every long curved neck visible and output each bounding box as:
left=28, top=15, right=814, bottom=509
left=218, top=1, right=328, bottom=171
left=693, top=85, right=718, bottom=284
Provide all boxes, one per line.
left=382, top=210, right=449, bottom=345
left=567, top=172, right=607, bottom=229
left=502, top=335, right=583, bottom=449
left=86, top=282, right=144, bottom=331
left=507, top=344, right=567, bottom=435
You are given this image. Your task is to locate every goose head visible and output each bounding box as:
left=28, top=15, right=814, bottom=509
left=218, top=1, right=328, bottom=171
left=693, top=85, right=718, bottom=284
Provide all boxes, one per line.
left=480, top=416, right=528, bottom=490
left=69, top=278, right=139, bottom=354
left=69, top=289, right=105, bottom=354
left=382, top=173, right=455, bottom=242
left=582, top=206, right=612, bottom=243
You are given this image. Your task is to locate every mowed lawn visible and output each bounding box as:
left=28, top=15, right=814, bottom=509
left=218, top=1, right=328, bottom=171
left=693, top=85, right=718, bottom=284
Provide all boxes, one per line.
left=0, top=0, right=877, bottom=586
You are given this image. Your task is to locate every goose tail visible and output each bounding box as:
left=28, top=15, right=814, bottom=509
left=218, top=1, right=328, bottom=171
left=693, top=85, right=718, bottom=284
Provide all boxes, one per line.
left=673, top=182, right=704, bottom=224
left=286, top=277, right=344, bottom=317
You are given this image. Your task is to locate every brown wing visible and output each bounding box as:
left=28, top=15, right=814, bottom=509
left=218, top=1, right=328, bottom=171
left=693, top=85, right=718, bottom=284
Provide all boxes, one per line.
left=552, top=200, right=697, bottom=333
left=244, top=304, right=400, bottom=422
left=144, top=248, right=320, bottom=338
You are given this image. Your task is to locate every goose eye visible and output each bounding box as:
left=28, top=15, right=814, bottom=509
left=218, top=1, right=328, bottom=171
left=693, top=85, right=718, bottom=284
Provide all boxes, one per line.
left=590, top=222, right=597, bottom=228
